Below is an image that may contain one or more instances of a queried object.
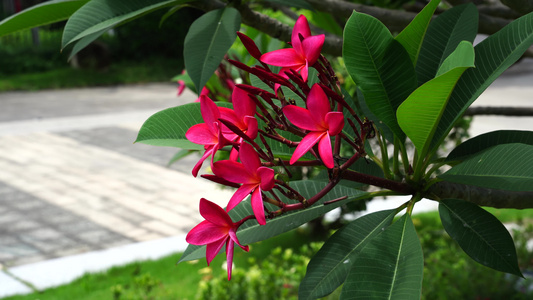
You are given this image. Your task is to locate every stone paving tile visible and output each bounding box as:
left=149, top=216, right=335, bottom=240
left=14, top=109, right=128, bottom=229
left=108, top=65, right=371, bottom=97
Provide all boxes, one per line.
left=0, top=132, right=234, bottom=267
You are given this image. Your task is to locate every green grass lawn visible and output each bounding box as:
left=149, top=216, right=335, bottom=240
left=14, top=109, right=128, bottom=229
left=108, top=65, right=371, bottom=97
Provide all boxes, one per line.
left=2, top=229, right=314, bottom=300
left=0, top=58, right=183, bottom=92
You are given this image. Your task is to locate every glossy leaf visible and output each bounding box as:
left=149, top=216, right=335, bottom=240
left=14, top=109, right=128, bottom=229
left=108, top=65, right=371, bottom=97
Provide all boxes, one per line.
left=343, top=11, right=416, bottom=140
left=135, top=102, right=232, bottom=149
left=299, top=209, right=396, bottom=299
left=341, top=214, right=424, bottom=299
left=397, top=41, right=474, bottom=157
left=416, top=3, right=478, bottom=85
left=440, top=143, right=533, bottom=191
left=447, top=130, right=533, bottom=162
left=178, top=180, right=369, bottom=262
left=432, top=11, right=533, bottom=149
left=68, top=28, right=107, bottom=60
left=62, top=0, right=186, bottom=48
left=184, top=7, right=241, bottom=92
left=439, top=198, right=522, bottom=277
left=0, top=0, right=89, bottom=37
left=395, top=0, right=440, bottom=65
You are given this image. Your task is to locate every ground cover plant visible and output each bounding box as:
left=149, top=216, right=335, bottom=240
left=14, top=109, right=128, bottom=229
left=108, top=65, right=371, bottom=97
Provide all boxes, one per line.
left=3, top=0, right=533, bottom=299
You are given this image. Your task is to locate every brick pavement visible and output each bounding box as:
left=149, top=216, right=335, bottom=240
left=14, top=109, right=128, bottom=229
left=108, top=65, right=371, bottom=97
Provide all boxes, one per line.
left=0, top=84, right=233, bottom=271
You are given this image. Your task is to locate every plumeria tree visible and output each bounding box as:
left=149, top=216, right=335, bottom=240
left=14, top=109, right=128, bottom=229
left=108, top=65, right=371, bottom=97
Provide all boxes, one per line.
left=3, top=0, right=533, bottom=298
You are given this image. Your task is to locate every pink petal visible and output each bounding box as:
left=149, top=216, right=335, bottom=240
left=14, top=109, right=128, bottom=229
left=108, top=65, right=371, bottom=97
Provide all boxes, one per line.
left=213, top=160, right=256, bottom=184
left=199, top=198, right=233, bottom=226
left=186, top=123, right=218, bottom=145
left=227, top=184, right=256, bottom=211
left=229, top=147, right=239, bottom=161
left=229, top=228, right=249, bottom=251
left=225, top=238, right=234, bottom=280
left=261, top=48, right=305, bottom=68
left=302, top=34, right=325, bottom=65
left=239, top=143, right=261, bottom=176
left=307, top=85, right=330, bottom=126
left=206, top=237, right=227, bottom=265
left=251, top=188, right=266, bottom=225
left=257, top=167, right=275, bottom=191
left=283, top=105, right=323, bottom=131
left=290, top=131, right=325, bottom=165
left=200, top=87, right=210, bottom=96
left=292, top=15, right=311, bottom=54
left=219, top=107, right=242, bottom=128
left=326, top=112, right=345, bottom=136
left=301, top=60, right=309, bottom=82
left=244, top=116, right=258, bottom=140
left=186, top=220, right=229, bottom=245
left=232, top=87, right=256, bottom=119
left=191, top=146, right=214, bottom=177
left=318, top=132, right=334, bottom=168
left=200, top=95, right=220, bottom=133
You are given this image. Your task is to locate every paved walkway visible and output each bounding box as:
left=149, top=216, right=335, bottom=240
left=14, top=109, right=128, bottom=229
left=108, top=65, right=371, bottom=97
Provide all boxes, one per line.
left=1, top=59, right=533, bottom=298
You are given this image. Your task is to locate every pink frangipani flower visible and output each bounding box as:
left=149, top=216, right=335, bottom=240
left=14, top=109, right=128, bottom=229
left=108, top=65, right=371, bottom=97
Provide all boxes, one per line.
left=213, top=143, right=275, bottom=225
left=185, top=95, right=228, bottom=177
left=260, top=15, right=325, bottom=82
left=283, top=84, right=344, bottom=169
left=186, top=198, right=249, bottom=280
left=219, top=86, right=258, bottom=144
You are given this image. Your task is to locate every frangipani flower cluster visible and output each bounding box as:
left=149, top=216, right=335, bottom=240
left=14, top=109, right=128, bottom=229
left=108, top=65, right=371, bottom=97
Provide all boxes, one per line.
left=184, top=15, right=371, bottom=280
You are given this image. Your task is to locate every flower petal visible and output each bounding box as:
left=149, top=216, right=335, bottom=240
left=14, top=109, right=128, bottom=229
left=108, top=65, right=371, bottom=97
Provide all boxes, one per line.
left=225, top=238, right=234, bottom=280
left=239, top=142, right=261, bottom=176
left=318, top=132, right=334, bottom=168
left=301, top=60, right=309, bottom=82
left=186, top=123, right=218, bottom=145
left=213, top=160, right=256, bottom=184
left=200, top=95, right=220, bottom=133
left=283, top=105, right=323, bottom=131
left=307, top=84, right=330, bottom=126
left=302, top=34, right=325, bottom=65
left=232, top=86, right=256, bottom=119
left=325, top=111, right=345, bottom=136
left=257, top=167, right=275, bottom=191
left=251, top=188, right=266, bottom=225
left=199, top=198, right=233, bottom=226
left=244, top=116, right=258, bottom=140
left=292, top=15, right=311, bottom=54
left=227, top=184, right=256, bottom=211
left=219, top=107, right=242, bottom=129
left=191, top=146, right=214, bottom=177
left=229, top=228, right=249, bottom=251
left=290, top=131, right=325, bottom=165
left=261, top=48, right=305, bottom=68
left=206, top=236, right=227, bottom=265
left=186, top=220, right=229, bottom=245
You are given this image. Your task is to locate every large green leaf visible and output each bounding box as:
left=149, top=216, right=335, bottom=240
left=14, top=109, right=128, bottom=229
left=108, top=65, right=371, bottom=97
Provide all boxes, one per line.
left=432, top=11, right=533, bottom=149
left=397, top=41, right=474, bottom=159
left=135, top=102, right=232, bottom=149
left=299, top=209, right=396, bottom=300
left=415, top=3, right=478, bottom=85
left=341, top=214, right=424, bottom=299
left=179, top=180, right=369, bottom=262
left=0, top=0, right=89, bottom=37
left=343, top=11, right=417, bottom=140
left=395, top=0, right=440, bottom=65
left=439, top=198, right=522, bottom=277
left=184, top=7, right=241, bottom=92
left=440, top=143, right=533, bottom=191
left=447, top=130, right=533, bottom=162
left=62, top=0, right=185, bottom=48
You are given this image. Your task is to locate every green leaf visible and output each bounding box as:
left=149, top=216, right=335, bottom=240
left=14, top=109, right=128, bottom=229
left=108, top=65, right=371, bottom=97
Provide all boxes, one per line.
left=0, top=0, right=89, bottom=37
left=439, top=198, right=522, bottom=277
left=68, top=28, right=107, bottom=60
left=309, top=11, right=343, bottom=36
left=179, top=180, right=369, bottom=262
left=62, top=0, right=186, bottom=48
left=432, top=11, right=533, bottom=149
left=135, top=102, right=232, bottom=149
left=341, top=214, right=424, bottom=299
left=263, top=0, right=314, bottom=11
left=395, top=0, right=440, bottom=65
left=343, top=11, right=417, bottom=140
left=397, top=41, right=474, bottom=158
left=440, top=143, right=533, bottom=191
left=447, top=130, right=533, bottom=162
left=416, top=3, right=478, bottom=85
left=299, top=209, right=396, bottom=299
left=184, top=7, right=241, bottom=92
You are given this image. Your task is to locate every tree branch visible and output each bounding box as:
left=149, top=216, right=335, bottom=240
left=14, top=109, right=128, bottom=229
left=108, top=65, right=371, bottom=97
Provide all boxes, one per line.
left=465, top=106, right=533, bottom=116
left=426, top=181, right=533, bottom=209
